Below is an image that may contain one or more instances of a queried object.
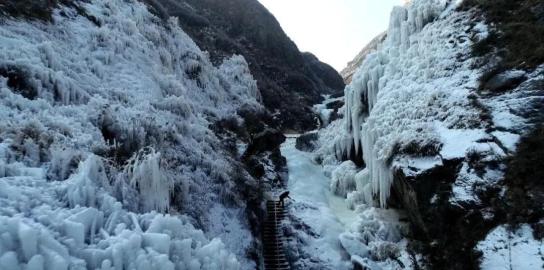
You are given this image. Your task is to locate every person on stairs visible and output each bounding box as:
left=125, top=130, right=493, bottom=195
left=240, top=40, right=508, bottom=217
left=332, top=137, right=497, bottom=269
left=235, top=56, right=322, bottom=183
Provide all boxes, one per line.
left=279, top=191, right=292, bottom=207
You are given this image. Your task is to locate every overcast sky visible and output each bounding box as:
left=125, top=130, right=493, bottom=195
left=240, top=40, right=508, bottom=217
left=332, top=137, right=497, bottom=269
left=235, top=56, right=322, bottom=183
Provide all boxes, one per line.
left=257, top=0, right=404, bottom=72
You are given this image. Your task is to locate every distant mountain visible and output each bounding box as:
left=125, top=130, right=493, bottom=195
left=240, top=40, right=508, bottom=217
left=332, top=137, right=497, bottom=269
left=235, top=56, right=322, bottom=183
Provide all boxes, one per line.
left=144, top=0, right=345, bottom=132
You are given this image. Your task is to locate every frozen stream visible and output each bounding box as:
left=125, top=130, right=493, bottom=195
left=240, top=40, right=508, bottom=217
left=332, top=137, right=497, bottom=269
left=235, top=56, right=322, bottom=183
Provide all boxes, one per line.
left=280, top=137, right=356, bottom=268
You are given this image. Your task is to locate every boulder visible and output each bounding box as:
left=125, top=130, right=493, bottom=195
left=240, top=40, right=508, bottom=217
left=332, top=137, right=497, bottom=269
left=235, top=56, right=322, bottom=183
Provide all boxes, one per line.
left=295, top=132, right=318, bottom=152
left=244, top=128, right=286, bottom=157
left=0, top=65, right=37, bottom=100
left=390, top=157, right=505, bottom=269
left=483, top=70, right=527, bottom=92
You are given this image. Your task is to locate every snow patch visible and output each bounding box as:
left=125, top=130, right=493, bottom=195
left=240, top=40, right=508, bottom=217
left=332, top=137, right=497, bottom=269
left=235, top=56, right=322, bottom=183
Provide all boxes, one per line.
left=477, top=224, right=543, bottom=270
left=436, top=123, right=488, bottom=160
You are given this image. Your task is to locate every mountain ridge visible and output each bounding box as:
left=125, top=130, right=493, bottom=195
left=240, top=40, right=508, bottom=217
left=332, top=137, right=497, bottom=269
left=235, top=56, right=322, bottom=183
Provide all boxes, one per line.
left=144, top=0, right=345, bottom=132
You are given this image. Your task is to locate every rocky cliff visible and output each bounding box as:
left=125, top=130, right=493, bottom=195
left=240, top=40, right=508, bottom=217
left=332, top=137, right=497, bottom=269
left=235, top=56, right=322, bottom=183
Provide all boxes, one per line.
left=340, top=32, right=386, bottom=84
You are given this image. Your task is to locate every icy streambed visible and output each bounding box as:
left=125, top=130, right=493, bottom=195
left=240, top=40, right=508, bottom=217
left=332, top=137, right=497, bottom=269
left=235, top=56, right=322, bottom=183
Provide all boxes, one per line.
left=280, top=137, right=355, bottom=268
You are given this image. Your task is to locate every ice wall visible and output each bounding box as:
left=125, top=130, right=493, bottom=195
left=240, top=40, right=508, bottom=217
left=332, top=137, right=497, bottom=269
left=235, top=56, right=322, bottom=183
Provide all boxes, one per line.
left=335, top=0, right=485, bottom=207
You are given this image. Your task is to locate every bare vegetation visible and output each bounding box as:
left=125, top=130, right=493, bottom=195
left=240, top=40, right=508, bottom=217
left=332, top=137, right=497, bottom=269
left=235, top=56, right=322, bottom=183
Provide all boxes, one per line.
left=462, top=0, right=544, bottom=71
left=0, top=0, right=61, bottom=21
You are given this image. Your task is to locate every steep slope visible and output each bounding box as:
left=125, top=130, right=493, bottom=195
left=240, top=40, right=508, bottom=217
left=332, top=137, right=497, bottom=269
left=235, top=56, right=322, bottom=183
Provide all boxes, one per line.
left=143, top=0, right=345, bottom=132
left=0, top=0, right=279, bottom=269
left=340, top=32, right=386, bottom=84
left=315, top=0, right=544, bottom=269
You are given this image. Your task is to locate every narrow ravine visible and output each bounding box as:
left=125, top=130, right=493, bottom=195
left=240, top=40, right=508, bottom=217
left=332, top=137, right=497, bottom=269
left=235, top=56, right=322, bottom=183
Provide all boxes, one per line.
left=280, top=136, right=355, bottom=269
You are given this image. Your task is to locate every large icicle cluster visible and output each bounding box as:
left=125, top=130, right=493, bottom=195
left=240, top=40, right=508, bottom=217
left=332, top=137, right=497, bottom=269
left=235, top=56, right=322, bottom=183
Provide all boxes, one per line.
left=0, top=154, right=240, bottom=270
left=334, top=0, right=487, bottom=207
left=0, top=0, right=262, bottom=269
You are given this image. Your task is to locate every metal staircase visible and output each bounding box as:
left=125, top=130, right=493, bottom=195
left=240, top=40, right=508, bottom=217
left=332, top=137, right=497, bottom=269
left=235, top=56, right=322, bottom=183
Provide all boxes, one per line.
left=263, top=200, right=290, bottom=270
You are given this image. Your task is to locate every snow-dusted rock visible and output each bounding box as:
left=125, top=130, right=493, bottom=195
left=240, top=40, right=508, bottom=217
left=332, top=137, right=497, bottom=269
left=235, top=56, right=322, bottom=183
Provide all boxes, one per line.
left=339, top=232, right=370, bottom=258
left=483, top=70, right=527, bottom=92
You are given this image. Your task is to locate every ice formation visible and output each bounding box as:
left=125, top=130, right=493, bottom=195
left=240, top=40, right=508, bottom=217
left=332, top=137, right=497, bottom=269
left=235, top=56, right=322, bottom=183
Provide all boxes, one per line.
left=346, top=169, right=374, bottom=210
left=344, top=206, right=421, bottom=270
left=333, top=0, right=488, bottom=207
left=330, top=161, right=357, bottom=198
left=310, top=0, right=542, bottom=268
left=0, top=0, right=261, bottom=269
left=0, top=153, right=241, bottom=270
left=313, top=95, right=343, bottom=127
left=280, top=138, right=353, bottom=270
left=281, top=138, right=418, bottom=269
left=125, top=148, right=172, bottom=213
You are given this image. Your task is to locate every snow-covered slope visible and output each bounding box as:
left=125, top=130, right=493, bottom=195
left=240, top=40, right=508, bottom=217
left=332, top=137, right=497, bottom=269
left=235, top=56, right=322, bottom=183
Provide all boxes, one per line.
left=145, top=0, right=345, bottom=132
left=0, top=0, right=263, bottom=269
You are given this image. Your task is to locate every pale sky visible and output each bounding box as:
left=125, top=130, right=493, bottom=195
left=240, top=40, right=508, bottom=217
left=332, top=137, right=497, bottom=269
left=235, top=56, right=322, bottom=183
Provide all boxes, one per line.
left=258, top=0, right=404, bottom=71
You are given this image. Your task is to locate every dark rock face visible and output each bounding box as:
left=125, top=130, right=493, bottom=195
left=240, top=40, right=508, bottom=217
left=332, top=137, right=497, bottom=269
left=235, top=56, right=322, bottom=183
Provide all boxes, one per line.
left=326, top=100, right=344, bottom=111
left=302, top=52, right=345, bottom=92
left=391, top=160, right=461, bottom=236
left=503, top=125, right=544, bottom=235
left=214, top=107, right=287, bottom=168
left=483, top=70, right=527, bottom=92
left=212, top=109, right=288, bottom=267
left=325, top=99, right=344, bottom=124
left=0, top=65, right=38, bottom=100
left=0, top=0, right=82, bottom=21
left=390, top=116, right=544, bottom=269
left=0, top=0, right=57, bottom=21
left=461, top=0, right=544, bottom=70
left=244, top=128, right=286, bottom=157
left=212, top=108, right=286, bottom=184
left=143, top=0, right=345, bottom=132
left=390, top=159, right=498, bottom=270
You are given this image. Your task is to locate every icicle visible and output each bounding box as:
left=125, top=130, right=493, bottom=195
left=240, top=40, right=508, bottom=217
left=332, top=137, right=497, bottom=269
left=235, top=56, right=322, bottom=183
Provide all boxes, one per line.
left=331, top=161, right=358, bottom=197
left=125, top=147, right=172, bottom=213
